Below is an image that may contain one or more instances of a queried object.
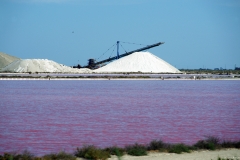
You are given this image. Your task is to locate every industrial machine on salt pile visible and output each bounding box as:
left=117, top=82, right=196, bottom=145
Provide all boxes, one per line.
left=74, top=41, right=164, bottom=69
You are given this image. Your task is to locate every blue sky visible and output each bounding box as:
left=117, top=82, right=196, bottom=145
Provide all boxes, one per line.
left=1, top=0, right=240, bottom=69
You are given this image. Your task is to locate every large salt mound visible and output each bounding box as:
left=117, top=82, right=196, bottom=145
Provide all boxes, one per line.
left=94, top=52, right=181, bottom=73
left=1, top=59, right=92, bottom=73
left=0, top=52, right=20, bottom=69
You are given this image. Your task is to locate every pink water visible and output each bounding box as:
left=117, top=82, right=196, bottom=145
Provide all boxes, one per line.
left=0, top=80, right=240, bottom=155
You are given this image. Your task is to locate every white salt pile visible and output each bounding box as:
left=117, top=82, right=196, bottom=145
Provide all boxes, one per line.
left=1, top=59, right=92, bottom=73
left=0, top=52, right=20, bottom=69
left=94, top=52, right=181, bottom=73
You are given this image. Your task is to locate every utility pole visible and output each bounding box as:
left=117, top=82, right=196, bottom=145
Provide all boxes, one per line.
left=117, top=41, right=120, bottom=59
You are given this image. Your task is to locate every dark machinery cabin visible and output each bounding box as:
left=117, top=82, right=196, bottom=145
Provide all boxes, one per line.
left=75, top=41, right=164, bottom=69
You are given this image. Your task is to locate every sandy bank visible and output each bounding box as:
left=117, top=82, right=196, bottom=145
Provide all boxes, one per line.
left=78, top=149, right=240, bottom=160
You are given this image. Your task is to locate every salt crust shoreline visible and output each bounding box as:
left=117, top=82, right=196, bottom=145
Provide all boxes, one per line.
left=1, top=78, right=240, bottom=81
left=77, top=149, right=240, bottom=160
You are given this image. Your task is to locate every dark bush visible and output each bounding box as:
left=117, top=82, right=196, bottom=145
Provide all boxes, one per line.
left=235, top=141, right=240, bottom=148
left=75, top=145, right=110, bottom=160
left=217, top=157, right=238, bottom=160
left=125, top=143, right=147, bottom=156
left=169, top=143, right=190, bottom=154
left=221, top=140, right=240, bottom=149
left=194, top=140, right=216, bottom=150
left=194, top=136, right=221, bottom=150
left=147, top=140, right=166, bottom=151
left=20, top=150, right=35, bottom=160
left=221, top=141, right=236, bottom=148
left=0, top=151, right=34, bottom=160
left=104, top=146, right=124, bottom=157
left=206, top=136, right=220, bottom=145
left=43, top=151, right=76, bottom=160
left=0, top=153, right=15, bottom=160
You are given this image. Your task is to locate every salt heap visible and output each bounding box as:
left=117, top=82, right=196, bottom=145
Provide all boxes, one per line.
left=1, top=59, right=92, bottom=73
left=94, top=52, right=181, bottom=73
left=0, top=52, right=20, bottom=69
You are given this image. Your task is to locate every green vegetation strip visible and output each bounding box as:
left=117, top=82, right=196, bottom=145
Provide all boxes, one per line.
left=1, top=137, right=240, bottom=160
left=217, top=158, right=240, bottom=160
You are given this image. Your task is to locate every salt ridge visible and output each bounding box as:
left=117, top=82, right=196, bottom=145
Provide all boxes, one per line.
left=94, top=52, right=181, bottom=73
left=1, top=59, right=92, bottom=73
left=0, top=52, right=20, bottom=69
